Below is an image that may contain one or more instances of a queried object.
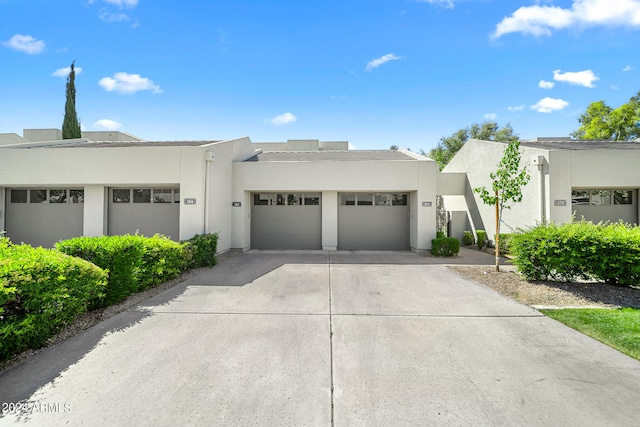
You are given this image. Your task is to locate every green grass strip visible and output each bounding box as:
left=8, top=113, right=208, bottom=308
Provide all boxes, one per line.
left=540, top=308, right=640, bottom=361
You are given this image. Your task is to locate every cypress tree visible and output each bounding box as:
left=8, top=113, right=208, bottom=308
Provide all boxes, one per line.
left=62, top=61, right=81, bottom=139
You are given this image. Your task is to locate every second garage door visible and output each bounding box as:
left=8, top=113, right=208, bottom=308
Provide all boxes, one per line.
left=251, top=193, right=321, bottom=249
left=338, top=193, right=410, bottom=251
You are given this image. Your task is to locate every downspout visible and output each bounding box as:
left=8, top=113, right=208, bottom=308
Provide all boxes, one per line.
left=204, top=151, right=215, bottom=234
left=534, top=155, right=545, bottom=223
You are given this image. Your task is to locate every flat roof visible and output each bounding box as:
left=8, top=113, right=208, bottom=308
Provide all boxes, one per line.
left=244, top=150, right=420, bottom=162
left=517, top=139, right=640, bottom=151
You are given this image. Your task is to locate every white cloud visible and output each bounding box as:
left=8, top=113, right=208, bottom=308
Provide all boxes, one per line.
left=484, top=113, right=497, bottom=120
left=493, top=0, right=640, bottom=38
left=3, top=34, right=46, bottom=54
left=539, top=80, right=555, bottom=89
left=623, top=65, right=635, bottom=71
left=98, top=72, right=162, bottom=94
left=508, top=105, right=525, bottom=111
left=100, top=12, right=130, bottom=23
left=365, top=53, right=402, bottom=71
left=530, top=97, right=570, bottom=113
left=52, top=66, right=83, bottom=78
left=99, top=0, right=138, bottom=8
left=93, top=119, right=122, bottom=130
left=266, top=112, right=297, bottom=125
left=553, top=69, right=599, bottom=87
left=418, top=0, right=454, bottom=8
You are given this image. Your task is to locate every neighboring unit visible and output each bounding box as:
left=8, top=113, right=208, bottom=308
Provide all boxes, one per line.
left=0, top=130, right=437, bottom=252
left=442, top=138, right=640, bottom=242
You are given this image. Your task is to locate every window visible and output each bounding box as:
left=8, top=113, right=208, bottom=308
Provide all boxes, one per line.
left=10, top=189, right=27, bottom=203
left=340, top=193, right=408, bottom=206
left=375, top=194, right=392, bottom=206
left=357, top=193, right=373, bottom=206
left=133, top=189, right=151, bottom=203
left=392, top=193, right=408, bottom=206
left=591, top=190, right=611, bottom=205
left=573, top=189, right=635, bottom=206
left=174, top=190, right=180, bottom=204
left=614, top=190, right=633, bottom=205
left=69, top=190, right=84, bottom=203
left=253, top=193, right=320, bottom=206
left=30, top=189, right=47, bottom=203
left=113, top=189, right=130, bottom=203
left=253, top=194, right=272, bottom=206
left=304, top=194, right=320, bottom=205
left=340, top=193, right=356, bottom=206
left=49, top=189, right=67, bottom=203
left=571, top=190, right=590, bottom=205
left=153, top=189, right=173, bottom=203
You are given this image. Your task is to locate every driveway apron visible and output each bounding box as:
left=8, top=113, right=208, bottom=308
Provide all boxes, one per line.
left=1, top=251, right=640, bottom=426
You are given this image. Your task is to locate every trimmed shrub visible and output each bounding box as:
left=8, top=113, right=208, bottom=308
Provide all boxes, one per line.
left=56, top=235, right=145, bottom=306
left=0, top=242, right=107, bottom=360
left=462, top=231, right=474, bottom=246
left=431, top=237, right=460, bottom=257
left=498, top=233, right=514, bottom=255
left=510, top=221, right=640, bottom=286
left=476, top=230, right=487, bottom=250
left=183, top=233, right=219, bottom=269
left=138, top=235, right=188, bottom=290
left=436, top=231, right=445, bottom=239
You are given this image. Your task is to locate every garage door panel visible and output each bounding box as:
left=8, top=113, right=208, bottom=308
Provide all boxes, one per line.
left=108, top=188, right=180, bottom=240
left=338, top=205, right=409, bottom=251
left=5, top=188, right=83, bottom=247
left=251, top=195, right=322, bottom=250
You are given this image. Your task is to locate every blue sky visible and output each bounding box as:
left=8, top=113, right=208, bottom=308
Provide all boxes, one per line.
left=1, top=0, right=639, bottom=151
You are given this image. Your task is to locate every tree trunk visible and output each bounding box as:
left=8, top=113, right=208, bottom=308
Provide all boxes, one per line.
left=495, top=189, right=500, bottom=272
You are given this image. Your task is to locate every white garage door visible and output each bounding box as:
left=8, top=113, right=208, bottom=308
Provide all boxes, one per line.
left=108, top=188, right=180, bottom=240
left=5, top=188, right=84, bottom=247
left=251, top=193, right=321, bottom=250
left=338, top=193, right=410, bottom=251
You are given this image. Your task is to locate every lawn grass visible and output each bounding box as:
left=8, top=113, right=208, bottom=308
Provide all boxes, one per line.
left=540, top=308, right=640, bottom=361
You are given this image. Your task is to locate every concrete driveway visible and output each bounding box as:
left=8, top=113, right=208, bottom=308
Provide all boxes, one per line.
left=2, top=251, right=640, bottom=426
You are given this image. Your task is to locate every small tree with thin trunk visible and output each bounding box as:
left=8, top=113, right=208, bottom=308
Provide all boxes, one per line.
left=473, top=139, right=530, bottom=272
left=62, top=61, right=81, bottom=139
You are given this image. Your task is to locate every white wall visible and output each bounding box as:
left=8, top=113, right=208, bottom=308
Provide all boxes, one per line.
left=442, top=140, right=544, bottom=240
left=235, top=158, right=438, bottom=251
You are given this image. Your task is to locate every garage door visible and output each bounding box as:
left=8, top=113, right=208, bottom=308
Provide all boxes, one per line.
left=251, top=193, right=321, bottom=249
left=338, top=193, right=410, bottom=251
left=572, top=189, right=638, bottom=225
left=4, top=188, right=84, bottom=247
left=108, top=188, right=180, bottom=240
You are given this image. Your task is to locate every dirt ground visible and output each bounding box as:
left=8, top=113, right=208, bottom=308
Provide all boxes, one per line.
left=450, top=265, right=640, bottom=309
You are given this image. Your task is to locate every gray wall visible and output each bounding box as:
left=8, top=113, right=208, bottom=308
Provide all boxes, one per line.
left=573, top=204, right=638, bottom=225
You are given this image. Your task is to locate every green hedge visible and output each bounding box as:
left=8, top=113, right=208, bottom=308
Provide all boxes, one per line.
left=431, top=237, right=460, bottom=257
left=56, top=235, right=146, bottom=306
left=183, top=233, right=218, bottom=269
left=476, top=230, right=487, bottom=250
left=57, top=234, right=191, bottom=305
left=0, top=239, right=107, bottom=360
left=462, top=231, right=474, bottom=246
left=510, top=221, right=640, bottom=287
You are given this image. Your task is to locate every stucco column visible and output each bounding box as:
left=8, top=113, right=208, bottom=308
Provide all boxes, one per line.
left=83, top=185, right=107, bottom=237
left=0, top=187, right=5, bottom=234
left=322, top=191, right=338, bottom=250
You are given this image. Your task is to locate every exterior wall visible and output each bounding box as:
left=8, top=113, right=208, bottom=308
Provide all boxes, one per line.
left=23, top=129, right=62, bottom=142
left=235, top=159, right=437, bottom=251
left=321, top=191, right=338, bottom=250
left=83, top=185, right=107, bottom=237
left=442, top=140, right=545, bottom=241
left=444, top=140, right=640, bottom=239
left=0, top=133, right=25, bottom=145
left=0, top=187, right=5, bottom=234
